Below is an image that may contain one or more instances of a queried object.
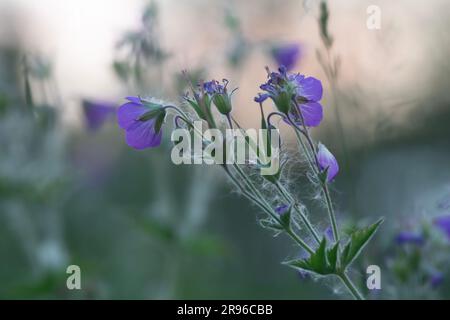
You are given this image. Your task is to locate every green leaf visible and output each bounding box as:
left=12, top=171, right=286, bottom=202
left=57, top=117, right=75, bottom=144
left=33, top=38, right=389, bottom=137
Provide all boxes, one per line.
left=279, top=205, right=292, bottom=229
left=154, top=110, right=166, bottom=134
left=141, top=98, right=164, bottom=111
left=183, top=234, right=229, bottom=257
left=262, top=159, right=286, bottom=184
left=327, top=241, right=340, bottom=269
left=113, top=61, right=130, bottom=81
left=341, top=218, right=384, bottom=268
left=134, top=216, right=176, bottom=243
left=284, top=237, right=339, bottom=276
left=318, top=166, right=329, bottom=185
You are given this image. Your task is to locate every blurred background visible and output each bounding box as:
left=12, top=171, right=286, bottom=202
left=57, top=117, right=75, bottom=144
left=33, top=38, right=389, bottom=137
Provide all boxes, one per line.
left=0, top=0, right=449, bottom=299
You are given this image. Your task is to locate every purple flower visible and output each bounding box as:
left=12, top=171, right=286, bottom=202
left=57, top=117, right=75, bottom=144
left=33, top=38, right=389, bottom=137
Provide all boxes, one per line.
left=256, top=67, right=324, bottom=127
left=82, top=100, right=116, bottom=131
left=394, top=231, right=425, bottom=246
left=203, top=79, right=234, bottom=115
left=317, top=143, right=339, bottom=182
left=254, top=93, right=269, bottom=103
left=434, top=215, right=450, bottom=240
left=287, top=74, right=323, bottom=127
left=271, top=43, right=302, bottom=71
left=429, top=271, right=444, bottom=288
left=203, top=80, right=225, bottom=95
left=275, top=204, right=289, bottom=216
left=117, top=96, right=165, bottom=150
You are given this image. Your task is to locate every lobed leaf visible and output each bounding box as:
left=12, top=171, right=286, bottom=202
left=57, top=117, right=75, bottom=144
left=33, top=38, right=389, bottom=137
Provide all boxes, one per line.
left=284, top=237, right=339, bottom=276
left=341, top=218, right=384, bottom=267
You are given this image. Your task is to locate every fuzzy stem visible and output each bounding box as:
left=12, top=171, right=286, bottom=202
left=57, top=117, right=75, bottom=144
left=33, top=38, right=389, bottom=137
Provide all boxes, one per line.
left=227, top=164, right=314, bottom=254
left=323, top=183, right=339, bottom=242
left=167, top=105, right=315, bottom=254
left=289, top=102, right=340, bottom=243
left=274, top=181, right=321, bottom=244
left=338, top=272, right=364, bottom=300
left=287, top=115, right=318, bottom=175
left=231, top=163, right=314, bottom=254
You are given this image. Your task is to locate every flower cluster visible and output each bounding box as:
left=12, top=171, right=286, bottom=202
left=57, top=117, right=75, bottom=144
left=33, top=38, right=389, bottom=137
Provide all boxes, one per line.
left=255, top=66, right=323, bottom=127
left=203, top=79, right=234, bottom=115
left=116, top=66, right=381, bottom=300
left=255, top=66, right=337, bottom=181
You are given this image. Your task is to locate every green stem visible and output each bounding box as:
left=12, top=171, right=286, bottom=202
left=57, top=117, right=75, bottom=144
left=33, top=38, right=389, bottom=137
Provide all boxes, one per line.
left=338, top=272, right=364, bottom=300
left=231, top=163, right=314, bottom=254
left=289, top=103, right=340, bottom=243
left=323, top=183, right=339, bottom=242
left=274, top=182, right=321, bottom=244
left=227, top=165, right=314, bottom=255
left=167, top=106, right=315, bottom=254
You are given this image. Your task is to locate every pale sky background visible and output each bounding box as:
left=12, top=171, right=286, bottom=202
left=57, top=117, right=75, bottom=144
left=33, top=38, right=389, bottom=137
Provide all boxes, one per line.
left=0, top=0, right=448, bottom=129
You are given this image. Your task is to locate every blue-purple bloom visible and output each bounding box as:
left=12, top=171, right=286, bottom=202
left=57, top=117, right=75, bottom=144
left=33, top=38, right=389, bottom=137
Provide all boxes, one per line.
left=256, top=67, right=323, bottom=127
left=203, top=79, right=234, bottom=115
left=271, top=43, right=302, bottom=71
left=434, top=215, right=450, bottom=241
left=275, top=204, right=290, bottom=216
left=429, top=271, right=444, bottom=288
left=82, top=100, right=116, bottom=131
left=317, top=143, right=339, bottom=182
left=394, top=231, right=425, bottom=246
left=117, top=96, right=165, bottom=150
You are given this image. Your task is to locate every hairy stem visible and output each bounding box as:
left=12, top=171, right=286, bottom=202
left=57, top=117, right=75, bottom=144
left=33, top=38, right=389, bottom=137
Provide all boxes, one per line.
left=289, top=102, right=340, bottom=243
left=338, top=272, right=364, bottom=300
left=274, top=181, right=321, bottom=244
left=167, top=106, right=315, bottom=254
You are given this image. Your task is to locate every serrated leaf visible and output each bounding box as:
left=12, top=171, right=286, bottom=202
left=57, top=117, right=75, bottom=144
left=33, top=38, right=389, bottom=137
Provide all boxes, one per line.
left=327, top=242, right=340, bottom=269
left=284, top=237, right=339, bottom=276
left=341, top=218, right=384, bottom=267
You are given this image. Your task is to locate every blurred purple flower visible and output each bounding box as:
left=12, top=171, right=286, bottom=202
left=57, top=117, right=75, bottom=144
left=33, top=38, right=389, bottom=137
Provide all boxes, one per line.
left=271, top=43, right=302, bottom=71
left=429, top=271, right=444, bottom=288
left=394, top=231, right=425, bottom=246
left=275, top=204, right=289, bottom=216
left=434, top=215, right=450, bottom=240
left=117, top=96, right=164, bottom=150
left=82, top=100, right=116, bottom=131
left=317, top=143, right=339, bottom=182
left=256, top=67, right=323, bottom=127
